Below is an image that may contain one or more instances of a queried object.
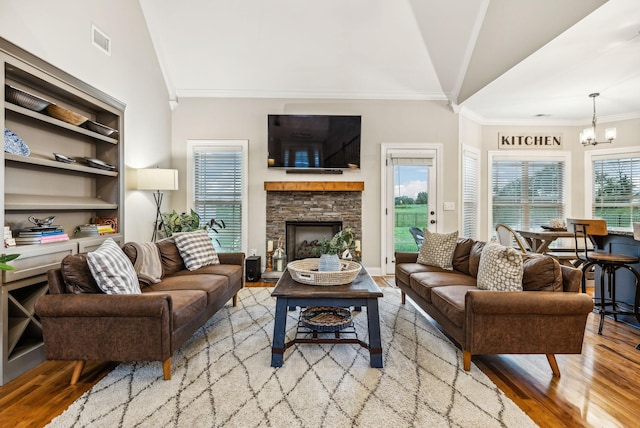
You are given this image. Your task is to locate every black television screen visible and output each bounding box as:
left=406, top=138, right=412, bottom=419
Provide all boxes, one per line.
left=268, top=115, right=361, bottom=169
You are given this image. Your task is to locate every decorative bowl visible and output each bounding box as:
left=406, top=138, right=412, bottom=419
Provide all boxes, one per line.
left=4, top=128, right=30, bottom=156
left=84, top=157, right=115, bottom=170
left=83, top=120, right=118, bottom=137
left=53, top=153, right=76, bottom=163
left=46, top=104, right=88, bottom=126
left=5, top=84, right=51, bottom=111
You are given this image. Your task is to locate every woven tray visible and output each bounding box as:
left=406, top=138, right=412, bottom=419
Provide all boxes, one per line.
left=287, top=258, right=361, bottom=286
left=300, top=306, right=353, bottom=332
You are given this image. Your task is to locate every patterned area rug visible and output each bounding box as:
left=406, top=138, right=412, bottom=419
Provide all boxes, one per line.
left=47, top=288, right=536, bottom=427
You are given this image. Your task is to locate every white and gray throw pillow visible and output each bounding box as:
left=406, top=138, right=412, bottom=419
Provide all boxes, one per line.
left=417, top=229, right=458, bottom=270
left=173, top=230, right=220, bottom=271
left=477, top=243, right=524, bottom=292
left=87, top=238, right=141, bottom=294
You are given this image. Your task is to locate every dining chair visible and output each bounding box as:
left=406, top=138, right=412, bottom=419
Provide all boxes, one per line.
left=566, top=218, right=640, bottom=336
left=408, top=226, right=424, bottom=250
left=495, top=223, right=529, bottom=254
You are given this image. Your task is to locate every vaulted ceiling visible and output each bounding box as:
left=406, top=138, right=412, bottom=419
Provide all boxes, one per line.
left=139, top=0, right=640, bottom=125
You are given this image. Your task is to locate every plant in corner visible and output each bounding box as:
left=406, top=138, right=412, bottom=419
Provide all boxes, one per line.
left=0, top=253, right=19, bottom=271
left=313, top=226, right=356, bottom=271
left=160, top=209, right=201, bottom=237
left=160, top=209, right=226, bottom=247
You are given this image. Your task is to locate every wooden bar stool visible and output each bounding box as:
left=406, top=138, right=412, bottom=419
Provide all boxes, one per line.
left=567, top=218, right=640, bottom=337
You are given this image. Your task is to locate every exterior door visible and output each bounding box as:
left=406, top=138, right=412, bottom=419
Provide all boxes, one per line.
left=383, top=147, right=437, bottom=274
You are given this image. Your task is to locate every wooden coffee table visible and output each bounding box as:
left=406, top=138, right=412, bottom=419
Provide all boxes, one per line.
left=270, top=266, right=384, bottom=368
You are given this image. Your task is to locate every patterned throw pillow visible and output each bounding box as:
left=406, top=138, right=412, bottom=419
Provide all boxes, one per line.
left=86, top=238, right=141, bottom=294
left=173, top=230, right=220, bottom=271
left=477, top=243, right=524, bottom=292
left=417, top=229, right=459, bottom=270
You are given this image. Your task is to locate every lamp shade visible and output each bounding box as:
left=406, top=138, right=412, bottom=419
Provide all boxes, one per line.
left=137, top=168, right=179, bottom=191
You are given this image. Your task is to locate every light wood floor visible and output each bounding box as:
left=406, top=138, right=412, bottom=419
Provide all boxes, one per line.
left=1, top=279, right=639, bottom=428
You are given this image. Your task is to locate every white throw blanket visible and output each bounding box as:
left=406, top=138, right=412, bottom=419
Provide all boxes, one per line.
left=131, top=242, right=162, bottom=284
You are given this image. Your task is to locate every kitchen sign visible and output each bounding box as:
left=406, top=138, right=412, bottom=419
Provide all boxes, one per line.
left=498, top=133, right=562, bottom=149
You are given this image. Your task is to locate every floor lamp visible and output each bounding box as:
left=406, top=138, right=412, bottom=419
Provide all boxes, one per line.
left=137, top=168, right=179, bottom=242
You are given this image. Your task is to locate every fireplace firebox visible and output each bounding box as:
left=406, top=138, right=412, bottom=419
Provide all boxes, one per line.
left=286, top=221, right=342, bottom=262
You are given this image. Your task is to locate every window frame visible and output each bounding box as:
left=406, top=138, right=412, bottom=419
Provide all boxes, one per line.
left=186, top=139, right=249, bottom=253
left=461, top=145, right=480, bottom=239
left=487, top=150, right=571, bottom=238
left=584, top=146, right=640, bottom=228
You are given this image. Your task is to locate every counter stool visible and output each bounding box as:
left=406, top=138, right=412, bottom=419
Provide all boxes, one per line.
left=567, top=218, right=640, bottom=339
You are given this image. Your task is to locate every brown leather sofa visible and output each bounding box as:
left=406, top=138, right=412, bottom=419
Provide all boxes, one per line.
left=395, top=238, right=594, bottom=377
left=35, top=239, right=244, bottom=384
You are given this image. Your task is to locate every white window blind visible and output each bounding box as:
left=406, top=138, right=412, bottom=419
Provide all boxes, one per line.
left=491, top=158, right=566, bottom=231
left=462, top=149, right=479, bottom=239
left=193, top=146, right=243, bottom=252
left=592, top=155, right=640, bottom=227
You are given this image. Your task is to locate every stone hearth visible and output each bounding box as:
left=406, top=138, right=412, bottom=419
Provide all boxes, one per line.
left=265, top=181, right=363, bottom=258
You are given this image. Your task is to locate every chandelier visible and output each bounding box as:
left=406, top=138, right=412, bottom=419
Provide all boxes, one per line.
left=580, top=92, right=616, bottom=146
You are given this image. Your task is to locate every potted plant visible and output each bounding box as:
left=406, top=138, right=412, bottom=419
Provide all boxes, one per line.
left=160, top=209, right=227, bottom=247
left=160, top=209, right=201, bottom=237
left=313, top=226, right=356, bottom=271
left=0, top=253, right=19, bottom=271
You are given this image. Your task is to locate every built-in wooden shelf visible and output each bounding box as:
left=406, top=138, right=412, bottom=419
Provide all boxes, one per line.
left=264, top=181, right=364, bottom=192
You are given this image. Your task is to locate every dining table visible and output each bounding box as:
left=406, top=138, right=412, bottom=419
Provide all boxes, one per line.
left=515, top=228, right=576, bottom=253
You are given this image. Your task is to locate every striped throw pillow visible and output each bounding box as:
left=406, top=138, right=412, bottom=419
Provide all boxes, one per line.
left=173, top=230, right=220, bottom=271
left=87, top=238, right=141, bottom=294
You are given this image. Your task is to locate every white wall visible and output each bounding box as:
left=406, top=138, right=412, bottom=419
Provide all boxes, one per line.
left=0, top=0, right=171, bottom=242
left=171, top=98, right=460, bottom=270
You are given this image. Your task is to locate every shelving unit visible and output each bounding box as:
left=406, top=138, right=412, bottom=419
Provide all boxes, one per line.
left=1, top=38, right=125, bottom=384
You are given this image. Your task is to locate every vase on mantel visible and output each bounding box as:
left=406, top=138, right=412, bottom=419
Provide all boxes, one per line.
left=318, top=253, right=341, bottom=272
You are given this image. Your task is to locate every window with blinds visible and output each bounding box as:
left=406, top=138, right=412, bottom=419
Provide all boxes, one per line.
left=592, top=155, right=640, bottom=227
left=462, top=149, right=479, bottom=239
left=491, top=157, right=566, bottom=231
left=193, top=145, right=243, bottom=252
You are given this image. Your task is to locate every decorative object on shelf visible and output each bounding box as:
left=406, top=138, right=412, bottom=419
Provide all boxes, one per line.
left=300, top=306, right=354, bottom=332
left=288, top=258, right=362, bottom=286
left=136, top=168, right=179, bottom=241
left=272, top=237, right=286, bottom=272
left=4, top=128, right=30, bottom=156
left=82, top=120, right=118, bottom=137
left=53, top=152, right=76, bottom=163
left=313, top=226, right=357, bottom=271
left=580, top=93, right=616, bottom=146
left=45, top=104, right=88, bottom=126
left=84, top=157, right=115, bottom=170
left=0, top=253, right=19, bottom=271
left=4, top=84, right=51, bottom=111
left=28, top=215, right=56, bottom=227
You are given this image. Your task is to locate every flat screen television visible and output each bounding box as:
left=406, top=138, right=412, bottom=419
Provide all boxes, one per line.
left=267, top=114, right=361, bottom=170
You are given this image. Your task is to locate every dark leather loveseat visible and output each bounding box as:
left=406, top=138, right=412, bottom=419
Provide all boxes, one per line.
left=35, top=239, right=244, bottom=384
left=395, top=238, right=594, bottom=377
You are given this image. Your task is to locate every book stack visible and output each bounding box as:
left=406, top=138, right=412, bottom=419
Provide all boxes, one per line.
left=97, top=224, right=116, bottom=235
left=15, top=226, right=69, bottom=245
left=74, top=222, right=116, bottom=238
left=4, top=226, right=16, bottom=247
left=75, top=224, right=99, bottom=238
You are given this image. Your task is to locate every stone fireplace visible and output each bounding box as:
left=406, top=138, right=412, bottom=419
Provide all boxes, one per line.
left=265, top=181, right=363, bottom=261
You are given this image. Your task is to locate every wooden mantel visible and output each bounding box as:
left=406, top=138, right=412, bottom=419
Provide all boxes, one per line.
left=264, top=181, right=364, bottom=192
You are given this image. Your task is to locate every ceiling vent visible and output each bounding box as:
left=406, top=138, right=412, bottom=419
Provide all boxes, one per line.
left=92, top=24, right=111, bottom=56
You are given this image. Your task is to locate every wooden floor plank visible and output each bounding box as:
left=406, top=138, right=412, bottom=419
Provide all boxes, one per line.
left=1, top=279, right=638, bottom=427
